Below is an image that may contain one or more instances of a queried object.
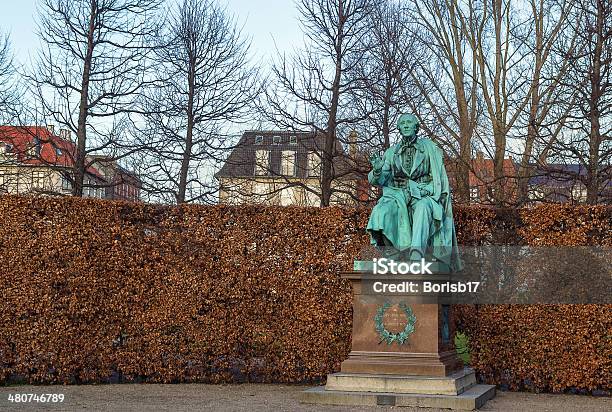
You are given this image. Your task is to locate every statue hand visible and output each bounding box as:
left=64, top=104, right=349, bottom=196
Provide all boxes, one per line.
left=369, top=152, right=384, bottom=170
left=417, top=182, right=433, bottom=197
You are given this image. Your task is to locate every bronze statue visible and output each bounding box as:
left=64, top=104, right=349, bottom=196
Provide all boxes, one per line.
left=367, top=114, right=461, bottom=271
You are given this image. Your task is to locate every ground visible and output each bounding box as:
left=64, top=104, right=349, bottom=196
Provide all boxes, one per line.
left=0, top=384, right=609, bottom=411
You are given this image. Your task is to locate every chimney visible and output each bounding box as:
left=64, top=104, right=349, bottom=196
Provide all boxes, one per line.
left=59, top=129, right=71, bottom=141
left=349, top=130, right=358, bottom=158
left=47, top=125, right=55, bottom=135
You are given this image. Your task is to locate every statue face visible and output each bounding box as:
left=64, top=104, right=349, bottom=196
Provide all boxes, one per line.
left=397, top=114, right=419, bottom=140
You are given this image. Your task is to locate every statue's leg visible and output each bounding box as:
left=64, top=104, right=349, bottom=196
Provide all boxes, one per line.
left=410, top=198, right=433, bottom=261
left=381, top=235, right=401, bottom=260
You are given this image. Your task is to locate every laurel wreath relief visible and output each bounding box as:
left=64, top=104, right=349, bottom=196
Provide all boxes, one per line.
left=374, top=302, right=417, bottom=345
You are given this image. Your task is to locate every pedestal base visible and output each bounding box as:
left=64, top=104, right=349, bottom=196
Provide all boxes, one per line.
left=300, top=384, right=496, bottom=410
left=303, top=271, right=497, bottom=409
left=327, top=368, right=476, bottom=395
left=300, top=368, right=495, bottom=410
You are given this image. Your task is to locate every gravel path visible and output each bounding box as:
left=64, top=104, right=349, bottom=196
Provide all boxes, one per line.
left=0, top=384, right=609, bottom=411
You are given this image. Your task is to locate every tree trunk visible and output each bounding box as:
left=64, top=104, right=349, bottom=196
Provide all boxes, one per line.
left=453, top=75, right=473, bottom=203
left=178, top=57, right=196, bottom=204
left=493, top=125, right=506, bottom=206
left=518, top=74, right=541, bottom=204
left=456, top=135, right=471, bottom=203
left=586, top=0, right=604, bottom=205
left=73, top=1, right=96, bottom=197
left=320, top=0, right=345, bottom=207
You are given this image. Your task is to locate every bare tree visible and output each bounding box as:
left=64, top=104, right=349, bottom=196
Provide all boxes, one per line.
left=31, top=0, right=160, bottom=197
left=261, top=0, right=374, bottom=206
left=0, top=32, right=23, bottom=195
left=406, top=0, right=482, bottom=203
left=0, top=32, right=19, bottom=125
left=133, top=0, right=259, bottom=204
left=513, top=0, right=578, bottom=203
left=453, top=0, right=538, bottom=205
left=350, top=0, right=419, bottom=150
left=551, top=0, right=612, bottom=204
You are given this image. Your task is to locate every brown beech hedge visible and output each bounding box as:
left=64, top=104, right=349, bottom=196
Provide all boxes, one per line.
left=0, top=195, right=610, bottom=392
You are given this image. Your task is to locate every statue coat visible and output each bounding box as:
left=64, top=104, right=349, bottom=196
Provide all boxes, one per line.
left=367, top=138, right=462, bottom=271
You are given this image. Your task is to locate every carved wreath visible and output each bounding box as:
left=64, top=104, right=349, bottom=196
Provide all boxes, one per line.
left=374, top=302, right=417, bottom=345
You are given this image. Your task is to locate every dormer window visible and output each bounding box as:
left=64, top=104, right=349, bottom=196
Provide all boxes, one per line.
left=0, top=142, right=12, bottom=154
left=254, top=135, right=263, bottom=144
left=29, top=137, right=42, bottom=157
left=289, top=135, right=297, bottom=144
left=273, top=135, right=281, bottom=144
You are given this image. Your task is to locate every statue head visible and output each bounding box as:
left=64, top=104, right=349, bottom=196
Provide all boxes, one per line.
left=397, top=114, right=419, bottom=143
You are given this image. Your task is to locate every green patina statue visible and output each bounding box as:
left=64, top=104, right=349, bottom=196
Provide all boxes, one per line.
left=367, top=113, right=462, bottom=271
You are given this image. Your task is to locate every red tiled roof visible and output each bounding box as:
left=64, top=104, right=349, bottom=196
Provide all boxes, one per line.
left=0, top=126, right=105, bottom=180
left=469, top=156, right=516, bottom=186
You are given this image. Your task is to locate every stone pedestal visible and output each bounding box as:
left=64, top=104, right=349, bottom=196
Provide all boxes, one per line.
left=300, top=270, right=495, bottom=410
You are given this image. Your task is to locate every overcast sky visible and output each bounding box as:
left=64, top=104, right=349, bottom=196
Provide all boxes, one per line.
left=0, top=0, right=304, bottom=69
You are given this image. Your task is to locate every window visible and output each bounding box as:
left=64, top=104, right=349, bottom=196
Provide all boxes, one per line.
left=280, top=187, right=295, bottom=206
left=289, top=135, right=297, bottom=145
left=84, top=179, right=95, bottom=197
left=29, top=138, right=42, bottom=157
left=281, top=150, right=296, bottom=176
left=32, top=170, right=47, bottom=189
left=253, top=182, right=268, bottom=202
left=304, top=187, right=320, bottom=206
left=272, top=135, right=281, bottom=144
left=254, top=150, right=269, bottom=175
left=2, top=172, right=19, bottom=192
left=470, top=187, right=479, bottom=202
left=487, top=187, right=496, bottom=202
left=307, top=151, right=321, bottom=177
left=61, top=175, right=72, bottom=190
left=572, top=185, right=586, bottom=202
left=529, top=189, right=544, bottom=200
left=254, top=135, right=263, bottom=144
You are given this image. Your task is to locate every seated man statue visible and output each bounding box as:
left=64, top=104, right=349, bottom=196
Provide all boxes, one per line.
left=367, top=113, right=461, bottom=271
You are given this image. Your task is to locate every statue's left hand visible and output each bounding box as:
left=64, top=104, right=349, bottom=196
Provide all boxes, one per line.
left=417, top=182, right=432, bottom=196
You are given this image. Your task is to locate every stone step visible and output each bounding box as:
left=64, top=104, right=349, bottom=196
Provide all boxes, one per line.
left=300, top=384, right=496, bottom=410
left=325, top=368, right=476, bottom=396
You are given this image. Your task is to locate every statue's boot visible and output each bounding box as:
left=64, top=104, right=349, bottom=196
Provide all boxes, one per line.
left=409, top=248, right=425, bottom=262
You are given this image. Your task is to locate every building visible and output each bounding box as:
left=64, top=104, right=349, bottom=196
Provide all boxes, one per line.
left=0, top=125, right=139, bottom=201
left=468, top=152, right=518, bottom=204
left=90, top=155, right=141, bottom=202
left=527, top=164, right=611, bottom=204
left=215, top=130, right=361, bottom=206
left=446, top=151, right=518, bottom=205
left=0, top=126, right=107, bottom=197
